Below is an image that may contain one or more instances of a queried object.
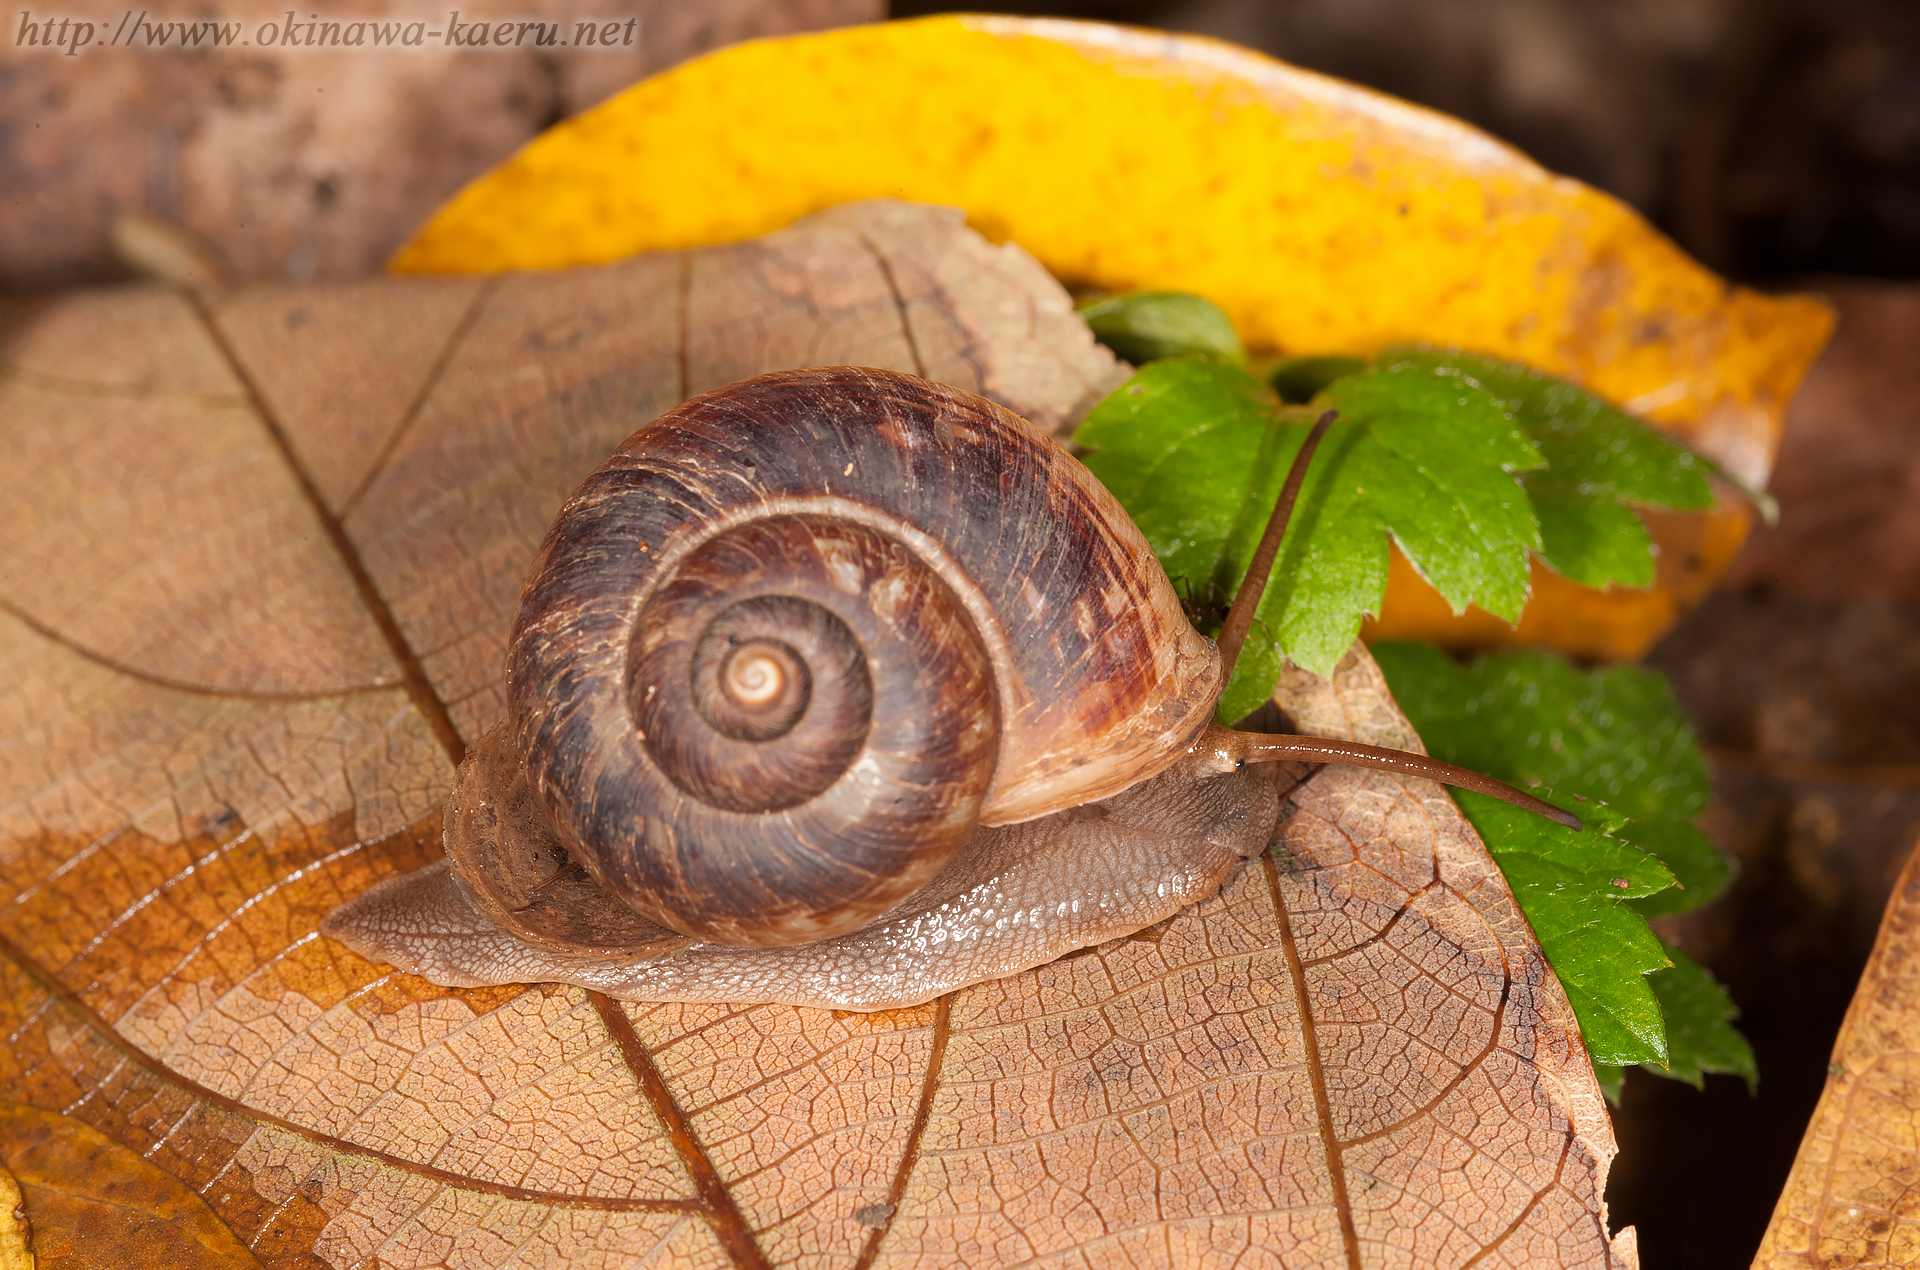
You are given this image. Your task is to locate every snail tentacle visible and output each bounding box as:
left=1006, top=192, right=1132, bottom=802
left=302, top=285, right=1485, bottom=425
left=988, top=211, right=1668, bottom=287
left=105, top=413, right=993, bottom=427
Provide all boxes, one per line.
left=1193, top=725, right=1583, bottom=830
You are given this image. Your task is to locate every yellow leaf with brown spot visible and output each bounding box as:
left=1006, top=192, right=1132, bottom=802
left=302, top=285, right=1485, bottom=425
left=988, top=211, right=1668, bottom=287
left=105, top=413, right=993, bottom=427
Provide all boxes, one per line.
left=0, top=1158, right=30, bottom=1270
left=392, top=15, right=1832, bottom=660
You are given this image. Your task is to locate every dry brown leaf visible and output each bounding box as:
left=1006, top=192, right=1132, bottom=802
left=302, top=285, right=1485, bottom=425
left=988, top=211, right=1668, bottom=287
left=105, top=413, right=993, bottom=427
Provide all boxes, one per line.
left=0, top=1100, right=263, bottom=1268
left=0, top=0, right=880, bottom=289
left=1752, top=835, right=1920, bottom=1269
left=0, top=200, right=1630, bottom=1268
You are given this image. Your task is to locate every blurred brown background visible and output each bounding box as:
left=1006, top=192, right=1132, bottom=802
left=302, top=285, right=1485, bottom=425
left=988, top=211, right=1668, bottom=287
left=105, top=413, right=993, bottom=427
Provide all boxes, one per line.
left=8, top=0, right=1919, bottom=1264
left=0, top=0, right=884, bottom=286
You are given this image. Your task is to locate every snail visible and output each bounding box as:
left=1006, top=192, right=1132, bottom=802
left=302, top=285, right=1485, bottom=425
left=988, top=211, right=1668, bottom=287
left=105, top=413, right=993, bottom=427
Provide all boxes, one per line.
left=323, top=366, right=1576, bottom=1011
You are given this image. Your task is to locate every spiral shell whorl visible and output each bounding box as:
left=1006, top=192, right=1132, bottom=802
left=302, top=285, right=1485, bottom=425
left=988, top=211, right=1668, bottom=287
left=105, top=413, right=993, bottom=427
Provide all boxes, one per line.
left=691, top=605, right=820, bottom=745
left=508, top=367, right=1220, bottom=946
left=631, top=535, right=881, bottom=815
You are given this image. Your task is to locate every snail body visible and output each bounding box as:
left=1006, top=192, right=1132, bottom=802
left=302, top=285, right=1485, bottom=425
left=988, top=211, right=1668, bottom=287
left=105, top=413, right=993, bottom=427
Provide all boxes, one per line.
left=325, top=367, right=1570, bottom=1009
left=325, top=733, right=1281, bottom=1011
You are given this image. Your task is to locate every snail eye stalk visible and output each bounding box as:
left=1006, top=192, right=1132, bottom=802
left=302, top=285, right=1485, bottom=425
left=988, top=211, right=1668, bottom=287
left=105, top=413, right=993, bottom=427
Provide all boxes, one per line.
left=1214, top=408, right=1336, bottom=683
left=1195, top=726, right=1582, bottom=831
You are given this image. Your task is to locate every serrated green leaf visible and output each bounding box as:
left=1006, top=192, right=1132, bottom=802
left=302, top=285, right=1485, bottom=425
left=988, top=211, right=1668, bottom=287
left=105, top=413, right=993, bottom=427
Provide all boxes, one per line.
left=1319, top=366, right=1543, bottom=623
left=1075, top=306, right=1731, bottom=692
left=1370, top=643, right=1728, bottom=916
left=1077, top=357, right=1549, bottom=697
left=1078, top=291, right=1246, bottom=365
left=1591, top=951, right=1756, bottom=1102
left=1381, top=349, right=1718, bottom=588
left=1074, top=358, right=1296, bottom=625
left=1382, top=348, right=1717, bottom=509
left=1643, top=945, right=1757, bottom=1092
left=1239, top=468, right=1389, bottom=716
left=1457, top=791, right=1673, bottom=1067
left=1373, top=643, right=1751, bottom=1088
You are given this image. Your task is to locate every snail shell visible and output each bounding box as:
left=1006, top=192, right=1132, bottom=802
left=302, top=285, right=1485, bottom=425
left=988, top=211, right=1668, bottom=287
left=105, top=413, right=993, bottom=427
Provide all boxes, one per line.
left=455, top=366, right=1218, bottom=949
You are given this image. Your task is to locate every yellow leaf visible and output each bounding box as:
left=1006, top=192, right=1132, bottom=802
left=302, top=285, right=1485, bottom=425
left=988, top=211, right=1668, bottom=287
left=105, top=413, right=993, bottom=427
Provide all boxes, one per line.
left=0, top=1101, right=261, bottom=1270
left=392, top=15, right=1833, bottom=659
left=0, top=1159, right=31, bottom=1270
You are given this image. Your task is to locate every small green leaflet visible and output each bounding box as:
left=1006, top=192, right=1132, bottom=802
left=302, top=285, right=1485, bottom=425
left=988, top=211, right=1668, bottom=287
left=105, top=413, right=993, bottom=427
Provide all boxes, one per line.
left=1452, top=793, right=1673, bottom=1067
left=1073, top=345, right=1719, bottom=715
left=1078, top=292, right=1246, bottom=366
left=1649, top=947, right=1757, bottom=1089
left=1593, top=947, right=1758, bottom=1100
left=1384, top=350, right=1716, bottom=589
left=1373, top=643, right=1752, bottom=1092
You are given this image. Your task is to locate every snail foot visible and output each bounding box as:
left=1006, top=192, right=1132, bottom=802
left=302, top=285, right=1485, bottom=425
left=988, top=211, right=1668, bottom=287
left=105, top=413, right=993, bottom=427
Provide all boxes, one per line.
left=324, top=759, right=1291, bottom=1012
left=322, top=861, right=692, bottom=986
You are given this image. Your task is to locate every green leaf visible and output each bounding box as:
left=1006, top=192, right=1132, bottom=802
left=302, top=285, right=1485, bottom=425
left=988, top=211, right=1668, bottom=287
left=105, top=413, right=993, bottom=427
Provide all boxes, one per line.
left=1457, top=792, right=1673, bottom=1067
left=1528, top=489, right=1657, bottom=590
left=1591, top=950, right=1758, bottom=1102
left=1381, top=349, right=1718, bottom=588
left=1319, top=364, right=1544, bottom=620
left=1369, top=643, right=1727, bottom=916
left=1072, top=358, right=1292, bottom=625
left=1076, top=357, right=1545, bottom=708
left=1373, top=643, right=1753, bottom=1087
left=1643, top=945, right=1757, bottom=1092
left=1078, top=292, right=1246, bottom=365
left=1074, top=305, right=1731, bottom=695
